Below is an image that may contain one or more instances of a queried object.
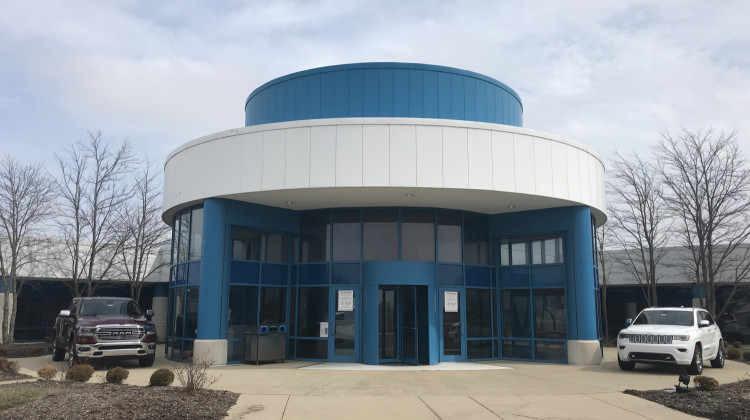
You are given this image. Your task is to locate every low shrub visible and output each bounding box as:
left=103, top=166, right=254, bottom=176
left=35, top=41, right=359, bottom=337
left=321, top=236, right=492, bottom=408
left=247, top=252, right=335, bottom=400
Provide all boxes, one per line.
left=37, top=365, right=57, bottom=380
left=65, top=364, right=94, bottom=382
left=694, top=375, right=720, bottom=391
left=174, top=353, right=218, bottom=394
left=732, top=341, right=743, bottom=349
left=0, top=344, right=6, bottom=357
left=105, top=367, right=129, bottom=384
left=149, top=368, right=174, bottom=386
left=743, top=351, right=750, bottom=361
left=0, top=357, right=19, bottom=373
left=726, top=348, right=742, bottom=360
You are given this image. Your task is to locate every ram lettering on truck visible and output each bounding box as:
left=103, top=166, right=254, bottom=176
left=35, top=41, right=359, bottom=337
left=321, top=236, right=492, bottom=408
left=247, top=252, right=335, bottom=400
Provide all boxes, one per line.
left=52, top=297, right=157, bottom=367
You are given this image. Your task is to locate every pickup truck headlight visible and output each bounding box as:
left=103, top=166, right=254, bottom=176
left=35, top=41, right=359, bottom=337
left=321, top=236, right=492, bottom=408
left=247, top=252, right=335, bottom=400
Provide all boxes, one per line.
left=673, top=335, right=690, bottom=341
left=78, top=326, right=97, bottom=335
left=144, top=324, right=156, bottom=334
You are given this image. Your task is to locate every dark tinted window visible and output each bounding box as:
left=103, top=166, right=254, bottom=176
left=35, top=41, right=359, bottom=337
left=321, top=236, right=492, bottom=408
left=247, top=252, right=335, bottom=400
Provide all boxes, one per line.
left=402, top=210, right=435, bottom=261
left=437, top=211, right=462, bottom=263
left=633, top=310, right=694, bottom=326
left=332, top=210, right=361, bottom=261
left=301, top=212, right=330, bottom=262
left=363, top=210, right=398, bottom=260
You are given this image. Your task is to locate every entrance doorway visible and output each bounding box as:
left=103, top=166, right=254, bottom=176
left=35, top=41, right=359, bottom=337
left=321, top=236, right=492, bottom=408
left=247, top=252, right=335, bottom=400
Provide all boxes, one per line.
left=378, top=286, right=427, bottom=364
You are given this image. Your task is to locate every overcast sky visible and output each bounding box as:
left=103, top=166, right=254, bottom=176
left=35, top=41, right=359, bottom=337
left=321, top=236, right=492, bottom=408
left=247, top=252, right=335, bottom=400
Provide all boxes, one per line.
left=1, top=0, right=748, bottom=171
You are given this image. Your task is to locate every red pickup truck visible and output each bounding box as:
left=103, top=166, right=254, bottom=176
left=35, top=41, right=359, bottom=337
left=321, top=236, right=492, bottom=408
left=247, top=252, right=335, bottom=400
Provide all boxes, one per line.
left=52, top=297, right=157, bottom=367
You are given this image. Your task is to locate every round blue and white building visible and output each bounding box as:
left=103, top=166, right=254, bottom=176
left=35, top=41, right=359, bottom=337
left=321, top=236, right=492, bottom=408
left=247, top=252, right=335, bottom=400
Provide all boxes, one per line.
left=163, top=63, right=606, bottom=366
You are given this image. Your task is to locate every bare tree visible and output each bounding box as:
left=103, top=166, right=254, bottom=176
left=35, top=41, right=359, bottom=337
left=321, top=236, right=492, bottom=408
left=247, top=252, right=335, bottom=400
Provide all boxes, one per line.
left=55, top=131, right=135, bottom=297
left=607, top=151, right=671, bottom=307
left=118, top=160, right=170, bottom=301
left=0, top=155, right=56, bottom=343
left=657, top=129, right=750, bottom=316
left=596, top=212, right=615, bottom=342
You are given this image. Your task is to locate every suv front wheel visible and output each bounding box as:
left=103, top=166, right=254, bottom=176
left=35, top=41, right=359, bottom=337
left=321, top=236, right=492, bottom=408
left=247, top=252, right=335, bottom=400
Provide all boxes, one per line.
left=687, top=344, right=703, bottom=375
left=618, top=353, right=635, bottom=371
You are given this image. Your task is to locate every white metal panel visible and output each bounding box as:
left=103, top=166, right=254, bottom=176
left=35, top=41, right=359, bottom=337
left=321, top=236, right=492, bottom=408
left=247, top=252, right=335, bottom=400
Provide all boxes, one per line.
left=218, top=135, right=243, bottom=195
left=578, top=149, right=591, bottom=204
left=285, top=127, right=311, bottom=189
left=442, top=126, right=469, bottom=188
left=416, top=125, right=443, bottom=188
left=336, top=125, right=363, bottom=187
left=513, top=133, right=535, bottom=194
left=389, top=125, right=417, bottom=187
left=467, top=129, right=493, bottom=190
left=491, top=130, right=515, bottom=191
left=566, top=146, right=581, bottom=202
left=362, top=125, right=390, bottom=186
left=588, top=154, right=600, bottom=211
left=240, top=132, right=263, bottom=193
left=309, top=125, right=336, bottom=188
left=533, top=137, right=553, bottom=197
left=261, top=130, right=286, bottom=191
left=550, top=141, right=569, bottom=199
left=597, top=161, right=606, bottom=210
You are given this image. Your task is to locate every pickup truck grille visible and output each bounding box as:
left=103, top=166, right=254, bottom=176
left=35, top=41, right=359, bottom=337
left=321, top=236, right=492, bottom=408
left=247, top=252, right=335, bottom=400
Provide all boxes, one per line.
left=625, top=334, right=673, bottom=344
left=95, top=326, right=145, bottom=341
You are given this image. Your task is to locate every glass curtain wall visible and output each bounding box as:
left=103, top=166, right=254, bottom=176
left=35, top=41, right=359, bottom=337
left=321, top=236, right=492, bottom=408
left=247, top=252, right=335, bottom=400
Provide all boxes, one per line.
left=168, top=206, right=203, bottom=360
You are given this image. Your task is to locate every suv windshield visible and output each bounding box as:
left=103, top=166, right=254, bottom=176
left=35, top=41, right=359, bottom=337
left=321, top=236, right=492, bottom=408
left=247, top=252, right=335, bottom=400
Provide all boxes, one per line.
left=80, top=300, right=143, bottom=317
left=633, top=310, right=694, bottom=326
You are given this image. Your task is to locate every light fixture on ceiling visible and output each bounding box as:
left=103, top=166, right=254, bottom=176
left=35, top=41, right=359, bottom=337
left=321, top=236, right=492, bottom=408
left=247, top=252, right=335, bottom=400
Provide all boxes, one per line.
left=285, top=201, right=294, bottom=205
left=507, top=205, right=516, bottom=209
left=405, top=194, right=415, bottom=198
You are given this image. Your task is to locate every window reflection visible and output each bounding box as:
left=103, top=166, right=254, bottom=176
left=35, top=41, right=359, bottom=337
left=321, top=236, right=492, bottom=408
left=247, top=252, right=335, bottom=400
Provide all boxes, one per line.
left=437, top=212, right=462, bottom=263
left=363, top=210, right=398, bottom=260
left=402, top=210, right=435, bottom=261
left=332, top=210, right=361, bottom=261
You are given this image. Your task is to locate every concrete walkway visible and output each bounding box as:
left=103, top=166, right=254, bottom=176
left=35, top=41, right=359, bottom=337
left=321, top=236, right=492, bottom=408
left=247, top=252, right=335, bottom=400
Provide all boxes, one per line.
left=11, top=347, right=750, bottom=419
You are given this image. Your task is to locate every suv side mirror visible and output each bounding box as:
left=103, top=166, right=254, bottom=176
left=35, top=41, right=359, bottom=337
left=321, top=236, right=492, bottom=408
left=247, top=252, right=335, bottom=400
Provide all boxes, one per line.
left=58, top=310, right=70, bottom=317
left=699, top=319, right=710, bottom=327
left=625, top=318, right=632, bottom=326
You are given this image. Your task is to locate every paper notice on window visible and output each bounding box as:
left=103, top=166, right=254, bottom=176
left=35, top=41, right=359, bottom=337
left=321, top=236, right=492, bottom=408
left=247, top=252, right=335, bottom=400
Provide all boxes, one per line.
left=319, top=322, right=329, bottom=338
left=338, top=290, right=354, bottom=311
left=444, top=291, right=459, bottom=312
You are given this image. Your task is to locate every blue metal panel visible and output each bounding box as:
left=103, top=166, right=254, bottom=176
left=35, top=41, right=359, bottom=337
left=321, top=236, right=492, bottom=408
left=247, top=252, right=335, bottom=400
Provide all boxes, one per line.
left=245, top=63, right=523, bottom=127
left=197, top=198, right=227, bottom=340
left=307, top=74, right=321, bottom=119
left=408, top=69, right=424, bottom=118
left=499, top=266, right=530, bottom=288
left=503, top=90, right=510, bottom=125
left=284, top=78, right=295, bottom=121
left=378, top=68, right=394, bottom=117
left=437, top=264, right=463, bottom=286
left=495, top=86, right=503, bottom=123
left=437, top=72, right=452, bottom=119
left=261, top=264, right=288, bottom=285
left=393, top=69, right=409, bottom=116
left=230, top=261, right=259, bottom=284
left=348, top=69, right=364, bottom=117
left=332, top=263, right=361, bottom=284
left=464, top=76, right=476, bottom=122
left=476, top=81, right=487, bottom=122
left=569, top=207, right=597, bottom=340
left=530, top=265, right=565, bottom=288
left=423, top=70, right=438, bottom=118
left=363, top=69, right=379, bottom=116
left=451, top=74, right=464, bottom=120
left=362, top=261, right=436, bottom=286
left=465, top=265, right=491, bottom=287
left=299, top=264, right=329, bottom=285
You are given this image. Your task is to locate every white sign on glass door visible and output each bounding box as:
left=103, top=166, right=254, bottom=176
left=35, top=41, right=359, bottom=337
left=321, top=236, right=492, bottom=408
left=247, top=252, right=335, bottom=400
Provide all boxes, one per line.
left=338, top=290, right=354, bottom=311
left=444, top=291, right=459, bottom=312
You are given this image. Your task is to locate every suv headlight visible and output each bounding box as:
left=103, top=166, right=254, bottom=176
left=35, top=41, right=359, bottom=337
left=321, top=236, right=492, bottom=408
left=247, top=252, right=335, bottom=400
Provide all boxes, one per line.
left=618, top=332, right=629, bottom=340
left=673, top=335, right=690, bottom=341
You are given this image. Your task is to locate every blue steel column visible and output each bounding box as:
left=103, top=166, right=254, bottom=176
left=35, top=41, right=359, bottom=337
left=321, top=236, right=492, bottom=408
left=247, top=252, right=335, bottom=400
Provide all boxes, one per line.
left=567, top=206, right=597, bottom=341
left=197, top=198, right=227, bottom=340
left=362, top=282, right=379, bottom=365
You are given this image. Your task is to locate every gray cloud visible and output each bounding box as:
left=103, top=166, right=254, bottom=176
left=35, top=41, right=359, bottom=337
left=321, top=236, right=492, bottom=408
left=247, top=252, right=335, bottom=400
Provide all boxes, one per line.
left=0, top=0, right=748, bottom=167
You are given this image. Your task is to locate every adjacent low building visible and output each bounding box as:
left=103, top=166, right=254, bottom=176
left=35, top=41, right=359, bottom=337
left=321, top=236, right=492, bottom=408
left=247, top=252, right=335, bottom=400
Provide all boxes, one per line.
left=162, top=63, right=607, bottom=365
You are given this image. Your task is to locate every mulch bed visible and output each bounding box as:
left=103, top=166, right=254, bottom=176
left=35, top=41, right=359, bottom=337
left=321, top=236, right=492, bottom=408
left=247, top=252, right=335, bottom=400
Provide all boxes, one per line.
left=625, top=379, right=750, bottom=420
left=0, top=380, right=239, bottom=420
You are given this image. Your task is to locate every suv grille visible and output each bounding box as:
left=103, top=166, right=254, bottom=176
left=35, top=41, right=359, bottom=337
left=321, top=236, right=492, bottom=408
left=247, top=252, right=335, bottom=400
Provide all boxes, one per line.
left=95, top=326, right=145, bottom=341
left=626, top=334, right=673, bottom=344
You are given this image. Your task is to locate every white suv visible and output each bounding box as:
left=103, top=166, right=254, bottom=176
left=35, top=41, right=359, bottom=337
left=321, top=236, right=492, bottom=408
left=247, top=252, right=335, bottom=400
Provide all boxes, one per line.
left=616, top=307, right=724, bottom=374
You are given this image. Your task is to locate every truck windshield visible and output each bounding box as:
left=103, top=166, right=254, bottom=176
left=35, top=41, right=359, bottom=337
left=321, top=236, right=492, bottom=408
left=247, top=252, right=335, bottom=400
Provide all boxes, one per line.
left=633, top=310, right=694, bottom=326
left=80, top=300, right=143, bottom=317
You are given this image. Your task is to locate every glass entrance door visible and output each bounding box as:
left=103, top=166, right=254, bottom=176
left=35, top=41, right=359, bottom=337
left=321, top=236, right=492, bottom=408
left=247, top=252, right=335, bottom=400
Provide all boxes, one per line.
left=378, top=286, right=419, bottom=365
left=440, top=288, right=466, bottom=362
left=329, top=286, right=359, bottom=362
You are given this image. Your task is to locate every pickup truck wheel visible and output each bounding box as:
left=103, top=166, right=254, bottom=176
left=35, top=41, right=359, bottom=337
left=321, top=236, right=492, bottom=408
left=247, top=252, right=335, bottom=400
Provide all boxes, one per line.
left=710, top=340, right=725, bottom=368
left=618, top=353, right=635, bottom=371
left=139, top=353, right=155, bottom=367
left=687, top=344, right=703, bottom=375
left=67, top=338, right=79, bottom=367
